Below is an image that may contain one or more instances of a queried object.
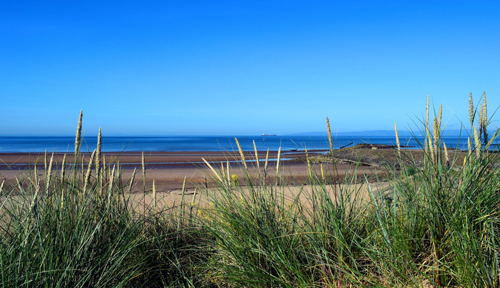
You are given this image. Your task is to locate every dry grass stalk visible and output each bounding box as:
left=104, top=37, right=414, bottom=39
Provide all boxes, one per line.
left=234, top=138, right=247, bottom=170
left=425, top=95, right=430, bottom=131
left=437, top=104, right=442, bottom=132
left=16, top=177, right=25, bottom=194
left=116, top=161, right=121, bottom=184
left=203, top=158, right=223, bottom=182
left=190, top=188, right=197, bottom=206
left=220, top=162, right=225, bottom=181
left=181, top=176, right=186, bottom=194
left=443, top=142, right=449, bottom=166
left=108, top=165, right=116, bottom=195
left=473, top=126, right=481, bottom=158
left=427, top=128, right=434, bottom=163
left=326, top=117, right=333, bottom=152
left=44, top=150, right=48, bottom=172
left=433, top=117, right=439, bottom=158
left=75, top=110, right=83, bottom=157
left=60, top=154, right=67, bottom=183
left=141, top=152, right=145, bottom=177
left=45, top=153, right=54, bottom=192
left=34, top=165, right=39, bottom=190
left=226, top=161, right=230, bottom=183
left=305, top=147, right=311, bottom=178
left=29, top=176, right=39, bottom=215
left=424, top=95, right=430, bottom=156
left=276, top=147, right=281, bottom=174
left=127, top=168, right=137, bottom=193
left=394, top=122, right=401, bottom=157
left=180, top=176, right=187, bottom=219
left=253, top=140, right=260, bottom=169
left=469, top=92, right=474, bottom=128
left=96, top=127, right=101, bottom=176
left=482, top=92, right=488, bottom=144
left=0, top=180, right=4, bottom=195
left=320, top=163, right=324, bottom=182
left=482, top=92, right=487, bottom=121
left=107, top=165, right=116, bottom=203
left=264, top=148, right=269, bottom=176
left=479, top=100, right=484, bottom=142
left=83, top=150, right=96, bottom=194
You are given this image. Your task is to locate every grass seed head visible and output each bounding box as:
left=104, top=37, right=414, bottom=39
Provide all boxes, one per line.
left=264, top=148, right=269, bottom=176
left=394, top=122, right=401, bottom=157
left=127, top=168, right=137, bottom=193
left=253, top=140, right=259, bottom=169
left=433, top=116, right=439, bottom=155
left=203, top=158, right=223, bottom=182
left=152, top=179, right=156, bottom=208
left=469, top=92, right=474, bottom=128
left=443, top=142, right=449, bottom=165
left=45, top=153, right=54, bottom=192
left=473, top=126, right=481, bottom=158
left=276, top=147, right=281, bottom=174
left=482, top=91, right=487, bottom=124
left=96, top=127, right=101, bottom=176
left=326, top=117, right=333, bottom=152
left=75, top=110, right=83, bottom=156
left=479, top=100, right=484, bottom=140
left=437, top=104, right=442, bottom=131
left=141, top=152, right=145, bottom=176
left=482, top=92, right=488, bottom=144
left=61, top=154, right=67, bottom=181
left=234, top=138, right=247, bottom=170
left=425, top=94, right=430, bottom=130
left=427, top=126, right=434, bottom=162
left=83, top=149, right=96, bottom=194
left=108, top=165, right=116, bottom=194
left=220, top=161, right=225, bottom=180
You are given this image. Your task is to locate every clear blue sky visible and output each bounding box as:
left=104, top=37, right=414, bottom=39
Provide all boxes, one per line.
left=1, top=0, right=499, bottom=136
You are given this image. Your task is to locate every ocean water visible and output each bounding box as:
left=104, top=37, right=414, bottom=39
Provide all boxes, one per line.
left=0, top=135, right=480, bottom=153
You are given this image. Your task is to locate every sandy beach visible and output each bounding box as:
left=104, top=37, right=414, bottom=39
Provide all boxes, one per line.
left=0, top=150, right=381, bottom=193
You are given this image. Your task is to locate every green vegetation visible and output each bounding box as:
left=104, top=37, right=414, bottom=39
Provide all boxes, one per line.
left=1, top=93, right=499, bottom=287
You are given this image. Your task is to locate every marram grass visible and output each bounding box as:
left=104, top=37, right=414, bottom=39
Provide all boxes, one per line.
left=1, top=93, right=499, bottom=287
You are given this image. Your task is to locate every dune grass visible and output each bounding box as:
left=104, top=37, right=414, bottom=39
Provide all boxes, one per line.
left=1, top=93, right=500, bottom=287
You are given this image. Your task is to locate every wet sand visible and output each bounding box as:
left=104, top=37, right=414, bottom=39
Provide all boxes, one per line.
left=0, top=150, right=381, bottom=192
left=0, top=150, right=326, bottom=168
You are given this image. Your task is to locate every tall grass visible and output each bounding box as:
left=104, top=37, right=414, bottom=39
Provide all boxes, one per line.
left=1, top=93, right=499, bottom=287
left=0, top=128, right=209, bottom=287
left=199, top=93, right=500, bottom=287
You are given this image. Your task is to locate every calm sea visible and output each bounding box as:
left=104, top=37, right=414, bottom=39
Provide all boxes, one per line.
left=0, top=135, right=478, bottom=153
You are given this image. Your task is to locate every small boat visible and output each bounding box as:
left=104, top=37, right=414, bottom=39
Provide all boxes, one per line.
left=262, top=134, right=277, bottom=136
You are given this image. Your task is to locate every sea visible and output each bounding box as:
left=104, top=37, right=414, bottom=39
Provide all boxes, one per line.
left=0, top=135, right=485, bottom=153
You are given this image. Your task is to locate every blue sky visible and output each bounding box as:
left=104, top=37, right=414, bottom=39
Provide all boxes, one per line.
left=1, top=0, right=499, bottom=136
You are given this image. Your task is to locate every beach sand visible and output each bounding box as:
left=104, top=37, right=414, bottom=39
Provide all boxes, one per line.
left=0, top=150, right=386, bottom=211
left=0, top=150, right=381, bottom=190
